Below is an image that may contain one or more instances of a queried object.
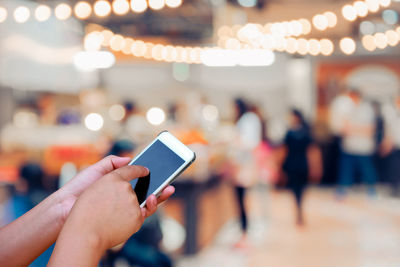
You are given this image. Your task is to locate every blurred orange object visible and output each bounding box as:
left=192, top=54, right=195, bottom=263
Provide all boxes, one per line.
left=43, top=145, right=100, bottom=176
left=0, top=166, right=19, bottom=183
left=174, top=129, right=208, bottom=145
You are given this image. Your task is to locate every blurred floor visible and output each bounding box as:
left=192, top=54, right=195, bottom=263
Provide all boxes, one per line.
left=177, top=187, right=400, bottom=267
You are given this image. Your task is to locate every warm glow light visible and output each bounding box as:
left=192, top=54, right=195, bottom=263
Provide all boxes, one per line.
left=55, top=3, right=72, bottom=20
left=365, top=0, right=379, bottom=12
left=101, top=30, right=114, bottom=46
left=225, top=38, right=241, bottom=49
left=73, top=51, right=115, bottom=71
left=308, top=39, right=321, bottom=55
left=397, top=26, right=400, bottom=36
left=110, top=34, right=124, bottom=51
left=109, top=104, right=126, bottom=121
left=122, top=37, right=134, bottom=54
left=324, top=11, right=337, bottom=27
left=0, top=7, right=6, bottom=23
left=285, top=38, right=298, bottom=54
left=298, top=19, right=311, bottom=35
left=385, top=30, right=399, bottom=46
left=202, top=105, right=219, bottom=122
left=296, top=38, right=308, bottom=55
left=312, top=14, right=328, bottom=31
left=320, top=39, right=334, bottom=56
left=74, top=1, right=92, bottom=19
left=131, top=0, right=148, bottom=13
left=291, top=20, right=303, bottom=36
left=94, top=0, right=112, bottom=17
left=112, top=0, right=130, bottom=15
left=353, top=1, right=368, bottom=17
left=362, top=34, right=376, bottom=51
left=201, top=49, right=275, bottom=67
left=166, top=0, right=182, bottom=8
left=340, top=37, right=356, bottom=54
left=14, top=6, right=30, bottom=23
left=342, top=5, right=357, bottom=21
left=149, top=0, right=165, bottom=10
left=374, top=32, right=388, bottom=49
left=34, top=5, right=51, bottom=22
left=84, top=31, right=103, bottom=51
left=146, top=107, right=166, bottom=125
left=379, top=0, right=391, bottom=7
left=84, top=113, right=104, bottom=131
left=131, top=40, right=147, bottom=57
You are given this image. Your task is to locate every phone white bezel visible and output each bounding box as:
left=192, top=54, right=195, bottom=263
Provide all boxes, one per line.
left=128, top=131, right=195, bottom=207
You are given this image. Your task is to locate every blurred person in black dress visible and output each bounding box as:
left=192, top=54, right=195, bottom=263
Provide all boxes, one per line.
left=282, top=109, right=321, bottom=226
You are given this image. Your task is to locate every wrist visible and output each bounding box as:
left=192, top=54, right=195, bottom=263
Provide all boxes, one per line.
left=52, top=189, right=77, bottom=226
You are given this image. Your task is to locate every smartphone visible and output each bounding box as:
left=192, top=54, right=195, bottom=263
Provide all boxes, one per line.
left=129, top=131, right=196, bottom=207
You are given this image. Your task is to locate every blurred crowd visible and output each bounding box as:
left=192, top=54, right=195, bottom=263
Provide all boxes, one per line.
left=1, top=87, right=400, bottom=266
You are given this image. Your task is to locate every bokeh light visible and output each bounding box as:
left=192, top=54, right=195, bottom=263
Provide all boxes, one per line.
left=312, top=14, right=328, bottom=31
left=362, top=34, right=376, bottom=51
left=385, top=29, right=399, bottom=46
left=146, top=107, right=166, bottom=125
left=353, top=1, right=368, bottom=17
left=113, top=0, right=130, bottom=15
left=74, top=1, right=92, bottom=19
left=34, top=5, right=51, bottom=22
left=298, top=19, right=311, bottom=35
left=0, top=7, right=7, bottom=23
left=202, top=105, right=219, bottom=122
left=109, top=104, right=126, bottom=121
left=340, top=37, right=356, bottom=54
left=374, top=32, right=388, bottom=49
left=84, top=113, right=104, bottom=131
left=360, top=21, right=375, bottom=35
left=55, top=3, right=72, bottom=20
left=324, top=11, right=337, bottom=28
left=131, top=0, right=148, bottom=13
left=149, top=0, right=166, bottom=10
left=320, top=39, right=334, bottom=56
left=14, top=6, right=30, bottom=23
left=94, top=0, right=112, bottom=17
left=342, top=5, right=357, bottom=21
left=110, top=34, right=124, bottom=51
left=166, top=0, right=183, bottom=8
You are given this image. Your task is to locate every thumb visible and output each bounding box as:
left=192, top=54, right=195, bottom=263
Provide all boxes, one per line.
left=113, top=165, right=149, bottom=182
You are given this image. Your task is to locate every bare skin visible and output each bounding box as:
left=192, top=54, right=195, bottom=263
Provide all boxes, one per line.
left=0, top=156, right=174, bottom=267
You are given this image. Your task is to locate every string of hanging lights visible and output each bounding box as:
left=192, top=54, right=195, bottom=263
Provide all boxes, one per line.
left=0, top=0, right=183, bottom=24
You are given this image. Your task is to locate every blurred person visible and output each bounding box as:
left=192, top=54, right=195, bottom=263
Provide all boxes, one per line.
left=371, top=101, right=387, bottom=182
left=336, top=90, right=377, bottom=197
left=328, top=88, right=354, bottom=185
left=232, top=98, right=262, bottom=247
left=0, top=156, right=174, bottom=267
left=282, top=109, right=321, bottom=226
left=382, top=96, right=400, bottom=196
left=102, top=140, right=172, bottom=267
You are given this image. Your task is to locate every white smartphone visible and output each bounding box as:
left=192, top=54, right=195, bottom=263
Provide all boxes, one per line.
left=129, top=131, right=196, bottom=207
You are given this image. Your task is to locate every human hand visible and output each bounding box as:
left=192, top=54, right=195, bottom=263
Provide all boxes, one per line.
left=49, top=165, right=174, bottom=266
left=61, top=165, right=174, bottom=250
left=56, top=156, right=132, bottom=222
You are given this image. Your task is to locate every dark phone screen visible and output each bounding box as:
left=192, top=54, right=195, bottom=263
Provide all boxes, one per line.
left=130, top=140, right=185, bottom=204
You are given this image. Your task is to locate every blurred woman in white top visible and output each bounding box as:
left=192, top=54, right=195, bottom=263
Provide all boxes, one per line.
left=232, top=98, right=261, bottom=248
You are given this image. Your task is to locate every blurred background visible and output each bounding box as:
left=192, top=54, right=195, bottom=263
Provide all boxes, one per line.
left=0, top=0, right=400, bottom=266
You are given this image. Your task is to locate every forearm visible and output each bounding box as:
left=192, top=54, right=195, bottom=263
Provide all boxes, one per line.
left=0, top=191, right=68, bottom=267
left=48, top=218, right=105, bottom=267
